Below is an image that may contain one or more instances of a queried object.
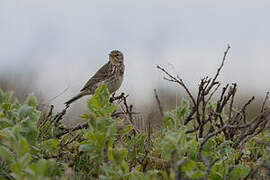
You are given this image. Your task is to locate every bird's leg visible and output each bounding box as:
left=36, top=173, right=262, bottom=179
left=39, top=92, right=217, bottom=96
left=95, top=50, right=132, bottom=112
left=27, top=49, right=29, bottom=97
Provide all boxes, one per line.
left=110, top=92, right=116, bottom=103
left=109, top=92, right=125, bottom=103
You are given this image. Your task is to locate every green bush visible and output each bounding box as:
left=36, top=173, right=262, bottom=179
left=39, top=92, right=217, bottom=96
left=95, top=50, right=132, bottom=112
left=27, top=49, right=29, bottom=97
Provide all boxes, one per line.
left=0, top=89, right=62, bottom=179
left=1, top=83, right=270, bottom=180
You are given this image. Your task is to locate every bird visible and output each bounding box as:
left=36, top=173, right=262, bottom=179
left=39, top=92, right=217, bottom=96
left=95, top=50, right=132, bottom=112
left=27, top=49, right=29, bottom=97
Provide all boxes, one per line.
left=65, top=50, right=125, bottom=106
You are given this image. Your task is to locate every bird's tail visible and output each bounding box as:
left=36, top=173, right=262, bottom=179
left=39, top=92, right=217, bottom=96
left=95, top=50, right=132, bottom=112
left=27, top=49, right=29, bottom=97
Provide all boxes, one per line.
left=65, top=91, right=88, bottom=106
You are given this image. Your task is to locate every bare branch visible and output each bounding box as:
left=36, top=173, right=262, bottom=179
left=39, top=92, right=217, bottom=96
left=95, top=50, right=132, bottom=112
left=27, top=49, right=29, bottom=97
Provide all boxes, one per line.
left=261, top=91, right=269, bottom=113
left=154, top=89, right=164, bottom=118
left=157, top=65, right=196, bottom=106
left=205, top=45, right=231, bottom=94
left=228, top=83, right=237, bottom=120
left=206, top=83, right=221, bottom=104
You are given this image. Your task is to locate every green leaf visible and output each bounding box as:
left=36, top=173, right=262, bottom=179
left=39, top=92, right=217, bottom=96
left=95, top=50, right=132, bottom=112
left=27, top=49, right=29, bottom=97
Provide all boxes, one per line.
left=181, top=160, right=196, bottom=172
left=24, top=93, right=37, bottom=108
left=176, top=129, right=186, bottom=148
left=176, top=99, right=190, bottom=122
left=111, top=148, right=127, bottom=164
left=0, top=145, right=14, bottom=162
left=118, top=125, right=132, bottom=135
left=11, top=99, right=21, bottom=109
left=20, top=123, right=38, bottom=146
left=162, top=112, right=175, bottom=129
left=19, top=137, right=30, bottom=155
left=2, top=103, right=11, bottom=112
left=12, top=124, right=21, bottom=141
left=10, top=162, right=23, bottom=178
left=18, top=153, right=32, bottom=168
left=96, top=133, right=106, bottom=146
left=102, top=163, right=115, bottom=174
left=0, top=117, right=14, bottom=129
left=202, top=138, right=216, bottom=152
left=17, top=105, right=33, bottom=121
left=36, top=159, right=53, bottom=176
left=229, top=165, right=250, bottom=179
left=41, top=139, right=60, bottom=156
left=91, top=84, right=110, bottom=109
left=79, top=113, right=89, bottom=119
left=0, top=90, right=13, bottom=104
left=27, top=159, right=58, bottom=177
left=103, top=104, right=117, bottom=114
left=187, top=139, right=199, bottom=160
left=79, top=144, right=98, bottom=152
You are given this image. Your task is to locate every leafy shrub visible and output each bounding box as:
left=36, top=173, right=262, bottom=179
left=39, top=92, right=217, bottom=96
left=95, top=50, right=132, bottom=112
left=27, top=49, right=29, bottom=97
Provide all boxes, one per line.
left=1, top=46, right=270, bottom=179
left=0, top=90, right=62, bottom=179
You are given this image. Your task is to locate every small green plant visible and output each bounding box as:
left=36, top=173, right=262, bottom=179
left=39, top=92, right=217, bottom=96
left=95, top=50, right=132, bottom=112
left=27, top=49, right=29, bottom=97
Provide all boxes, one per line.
left=0, top=89, right=63, bottom=179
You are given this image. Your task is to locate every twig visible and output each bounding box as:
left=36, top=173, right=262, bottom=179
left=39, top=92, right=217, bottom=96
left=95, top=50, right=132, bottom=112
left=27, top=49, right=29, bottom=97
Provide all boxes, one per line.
left=170, top=150, right=187, bottom=180
left=205, top=45, right=231, bottom=95
left=184, top=107, right=196, bottom=125
left=109, top=92, right=125, bottom=103
left=154, top=89, right=164, bottom=118
left=38, top=105, right=54, bottom=128
left=61, top=134, right=80, bottom=147
left=234, top=108, right=270, bottom=147
left=232, top=96, right=255, bottom=123
left=115, top=93, right=134, bottom=125
left=111, top=111, right=138, bottom=117
left=228, top=83, right=237, bottom=121
left=48, top=87, right=69, bottom=102
left=56, top=122, right=88, bottom=138
left=141, top=145, right=150, bottom=172
left=261, top=91, right=269, bottom=113
left=103, top=132, right=110, bottom=164
left=198, top=125, right=228, bottom=163
left=185, top=126, right=199, bottom=134
left=157, top=65, right=196, bottom=106
left=47, top=105, right=54, bottom=118
left=53, top=106, right=69, bottom=125
left=206, top=83, right=221, bottom=104
left=204, top=151, right=220, bottom=180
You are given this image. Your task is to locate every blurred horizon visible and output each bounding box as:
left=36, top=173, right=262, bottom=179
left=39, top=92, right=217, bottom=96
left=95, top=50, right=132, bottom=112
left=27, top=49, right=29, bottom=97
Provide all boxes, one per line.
left=1, top=0, right=270, bottom=118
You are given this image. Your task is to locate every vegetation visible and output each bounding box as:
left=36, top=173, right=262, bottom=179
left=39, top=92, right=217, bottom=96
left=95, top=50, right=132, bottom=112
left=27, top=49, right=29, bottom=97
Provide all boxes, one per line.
left=1, top=46, right=270, bottom=179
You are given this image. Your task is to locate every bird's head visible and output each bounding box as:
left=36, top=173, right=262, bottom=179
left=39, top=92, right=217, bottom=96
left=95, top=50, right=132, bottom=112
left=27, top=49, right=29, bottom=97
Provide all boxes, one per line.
left=109, top=50, right=124, bottom=66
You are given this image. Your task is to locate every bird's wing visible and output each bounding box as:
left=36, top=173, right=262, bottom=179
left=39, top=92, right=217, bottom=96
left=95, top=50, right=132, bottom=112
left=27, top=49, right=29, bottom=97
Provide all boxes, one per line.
left=80, top=62, right=111, bottom=92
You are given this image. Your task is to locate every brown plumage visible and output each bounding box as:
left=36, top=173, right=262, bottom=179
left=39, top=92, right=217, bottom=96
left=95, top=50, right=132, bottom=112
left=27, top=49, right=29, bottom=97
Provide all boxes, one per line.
left=65, top=50, right=125, bottom=106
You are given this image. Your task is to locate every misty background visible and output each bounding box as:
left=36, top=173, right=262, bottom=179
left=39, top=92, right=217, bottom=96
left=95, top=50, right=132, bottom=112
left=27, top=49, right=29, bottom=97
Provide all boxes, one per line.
left=1, top=0, right=270, bottom=125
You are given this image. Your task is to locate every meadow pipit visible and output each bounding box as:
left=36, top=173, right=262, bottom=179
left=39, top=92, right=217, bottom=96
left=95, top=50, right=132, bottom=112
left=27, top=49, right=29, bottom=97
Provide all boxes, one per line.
left=65, top=50, right=125, bottom=106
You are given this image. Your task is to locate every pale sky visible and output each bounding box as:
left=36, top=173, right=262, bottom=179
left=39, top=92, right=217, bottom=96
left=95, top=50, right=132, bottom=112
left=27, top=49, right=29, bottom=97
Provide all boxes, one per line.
left=1, top=0, right=270, bottom=110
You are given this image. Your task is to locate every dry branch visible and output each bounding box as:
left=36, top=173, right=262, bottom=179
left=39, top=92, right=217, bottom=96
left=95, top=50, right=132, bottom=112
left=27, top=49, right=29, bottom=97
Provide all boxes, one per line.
left=157, top=45, right=270, bottom=178
left=154, top=89, right=164, bottom=118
